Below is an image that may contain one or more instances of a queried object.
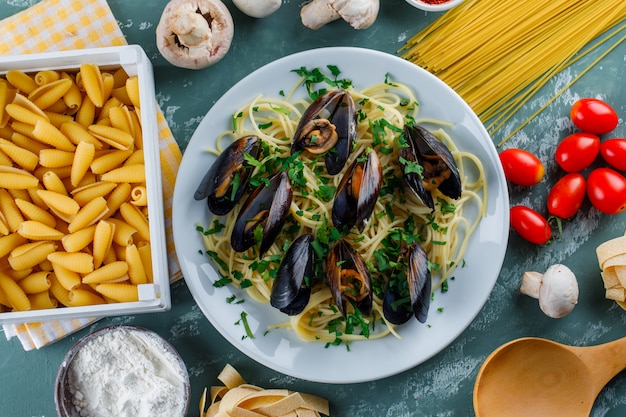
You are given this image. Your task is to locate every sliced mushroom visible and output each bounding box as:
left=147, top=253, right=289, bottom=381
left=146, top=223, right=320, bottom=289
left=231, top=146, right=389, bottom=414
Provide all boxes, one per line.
left=520, top=264, right=579, bottom=318
left=156, top=0, right=234, bottom=69
left=232, top=0, right=281, bottom=18
left=301, top=0, right=380, bottom=30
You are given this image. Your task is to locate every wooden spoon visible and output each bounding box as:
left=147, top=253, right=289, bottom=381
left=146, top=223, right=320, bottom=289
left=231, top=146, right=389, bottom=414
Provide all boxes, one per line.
left=473, top=336, right=626, bottom=417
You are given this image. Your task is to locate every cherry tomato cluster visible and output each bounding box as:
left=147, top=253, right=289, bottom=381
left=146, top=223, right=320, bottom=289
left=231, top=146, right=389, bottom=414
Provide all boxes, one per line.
left=500, top=98, right=626, bottom=244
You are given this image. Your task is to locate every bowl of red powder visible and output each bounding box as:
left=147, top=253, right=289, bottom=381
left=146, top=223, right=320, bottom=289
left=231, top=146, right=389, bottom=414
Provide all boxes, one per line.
left=405, top=0, right=464, bottom=12
left=55, top=325, right=190, bottom=417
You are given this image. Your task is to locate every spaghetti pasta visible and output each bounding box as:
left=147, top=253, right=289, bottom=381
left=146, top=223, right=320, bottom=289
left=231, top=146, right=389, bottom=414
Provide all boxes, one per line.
left=399, top=0, right=626, bottom=138
left=197, top=68, right=487, bottom=344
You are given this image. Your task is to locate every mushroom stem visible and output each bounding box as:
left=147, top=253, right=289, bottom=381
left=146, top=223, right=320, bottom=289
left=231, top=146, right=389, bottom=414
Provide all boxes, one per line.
left=520, top=271, right=542, bottom=299
left=173, top=12, right=210, bottom=47
left=301, top=0, right=341, bottom=30
left=301, top=0, right=379, bottom=30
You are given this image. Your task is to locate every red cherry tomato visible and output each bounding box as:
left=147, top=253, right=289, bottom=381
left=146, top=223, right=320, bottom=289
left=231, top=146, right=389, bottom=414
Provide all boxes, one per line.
left=547, top=173, right=586, bottom=219
left=510, top=205, right=551, bottom=245
left=600, top=138, right=626, bottom=171
left=586, top=168, right=626, bottom=215
left=499, top=148, right=544, bottom=186
left=570, top=98, right=618, bottom=135
left=554, top=132, right=600, bottom=173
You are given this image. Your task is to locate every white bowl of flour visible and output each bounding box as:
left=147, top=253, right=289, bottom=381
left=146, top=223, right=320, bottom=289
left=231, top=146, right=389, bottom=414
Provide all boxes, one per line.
left=55, top=325, right=190, bottom=417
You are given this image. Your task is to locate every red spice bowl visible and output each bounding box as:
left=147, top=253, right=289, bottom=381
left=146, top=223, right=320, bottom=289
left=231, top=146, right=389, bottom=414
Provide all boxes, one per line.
left=405, top=0, right=465, bottom=12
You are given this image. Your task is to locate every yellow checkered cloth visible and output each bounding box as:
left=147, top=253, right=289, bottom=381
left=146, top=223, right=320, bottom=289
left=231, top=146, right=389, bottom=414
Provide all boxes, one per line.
left=0, top=0, right=183, bottom=350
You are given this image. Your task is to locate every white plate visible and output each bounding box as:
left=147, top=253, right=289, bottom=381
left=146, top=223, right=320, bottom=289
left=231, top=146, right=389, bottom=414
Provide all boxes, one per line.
left=172, top=47, right=509, bottom=384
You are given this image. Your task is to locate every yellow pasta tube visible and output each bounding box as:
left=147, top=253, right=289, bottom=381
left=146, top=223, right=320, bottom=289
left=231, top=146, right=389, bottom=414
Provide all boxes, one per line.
left=0, top=188, right=25, bottom=231
left=0, top=232, right=27, bottom=258
left=71, top=141, right=96, bottom=187
left=130, top=110, right=143, bottom=148
left=42, top=170, right=69, bottom=195
left=102, top=183, right=131, bottom=217
left=97, top=96, right=123, bottom=123
left=82, top=261, right=128, bottom=284
left=39, top=149, right=74, bottom=168
left=60, top=121, right=103, bottom=149
left=126, top=76, right=141, bottom=108
left=48, top=272, right=71, bottom=306
left=124, top=149, right=144, bottom=166
left=80, top=64, right=105, bottom=108
left=0, top=143, right=38, bottom=171
left=87, top=124, right=134, bottom=150
left=136, top=242, right=153, bottom=282
left=0, top=171, right=39, bottom=190
left=67, top=196, right=108, bottom=233
left=36, top=189, right=79, bottom=216
left=0, top=80, right=17, bottom=128
left=130, top=185, right=148, bottom=206
left=95, top=282, right=139, bottom=302
left=71, top=181, right=117, bottom=207
left=92, top=220, right=115, bottom=269
left=109, top=105, right=135, bottom=136
left=17, top=220, right=64, bottom=240
left=29, top=290, right=58, bottom=309
left=100, top=164, right=145, bottom=183
left=0, top=271, right=30, bottom=310
left=90, top=149, right=133, bottom=174
left=32, top=119, right=76, bottom=151
left=51, top=262, right=81, bottom=291
left=62, top=225, right=96, bottom=253
left=67, top=288, right=106, bottom=306
left=111, top=85, right=132, bottom=106
left=11, top=131, right=47, bottom=155
left=106, top=218, right=137, bottom=246
left=61, top=72, right=82, bottom=114
left=6, top=70, right=37, bottom=94
left=18, top=271, right=51, bottom=294
left=75, top=95, right=96, bottom=128
left=47, top=251, right=94, bottom=274
left=43, top=110, right=73, bottom=128
left=15, top=198, right=57, bottom=228
left=125, top=243, right=148, bottom=285
left=28, top=78, right=72, bottom=110
left=35, top=70, right=60, bottom=85
left=7, top=93, right=49, bottom=123
left=120, top=202, right=150, bottom=242
left=8, top=241, right=58, bottom=270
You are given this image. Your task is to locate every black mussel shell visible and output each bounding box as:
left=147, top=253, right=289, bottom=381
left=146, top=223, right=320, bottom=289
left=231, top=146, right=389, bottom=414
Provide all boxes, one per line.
left=326, top=238, right=372, bottom=317
left=332, top=148, right=382, bottom=233
left=399, top=124, right=462, bottom=209
left=383, top=242, right=431, bottom=324
left=231, top=171, right=293, bottom=256
left=270, top=234, right=314, bottom=315
left=194, top=135, right=260, bottom=215
left=291, top=90, right=356, bottom=175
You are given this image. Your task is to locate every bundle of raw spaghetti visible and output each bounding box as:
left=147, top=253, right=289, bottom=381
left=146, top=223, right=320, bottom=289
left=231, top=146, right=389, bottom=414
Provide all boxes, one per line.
left=400, top=0, right=626, bottom=138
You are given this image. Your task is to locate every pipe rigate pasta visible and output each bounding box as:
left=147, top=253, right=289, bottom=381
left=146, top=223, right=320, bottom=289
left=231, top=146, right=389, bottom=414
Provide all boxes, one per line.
left=61, top=225, right=96, bottom=253
left=28, top=78, right=73, bottom=110
left=18, top=271, right=51, bottom=294
left=79, top=64, right=106, bottom=108
left=88, top=124, right=135, bottom=151
left=95, top=282, right=139, bottom=302
left=126, top=243, right=148, bottom=285
left=61, top=72, right=82, bottom=114
left=60, top=121, right=102, bottom=149
left=0, top=143, right=38, bottom=171
left=82, top=261, right=128, bottom=284
left=0, top=271, right=30, bottom=311
left=8, top=241, right=58, bottom=270
left=71, top=181, right=117, bottom=206
left=51, top=263, right=82, bottom=291
left=15, top=198, right=57, bottom=227
left=0, top=189, right=25, bottom=231
left=120, top=202, right=150, bottom=242
left=29, top=290, right=58, bottom=309
left=92, top=220, right=115, bottom=269
left=0, top=171, right=39, bottom=189
left=67, top=288, right=106, bottom=307
left=17, top=220, right=64, bottom=240
left=90, top=149, right=133, bottom=174
left=47, top=251, right=94, bottom=274
left=5, top=102, right=47, bottom=125
left=39, top=148, right=74, bottom=168
left=37, top=189, right=79, bottom=215
left=107, top=218, right=137, bottom=246
left=100, top=164, right=146, bottom=183
left=0, top=233, right=27, bottom=258
left=32, top=119, right=76, bottom=151
left=6, top=70, right=37, bottom=94
left=67, top=196, right=108, bottom=233
left=70, top=140, right=96, bottom=187
left=125, top=76, right=140, bottom=109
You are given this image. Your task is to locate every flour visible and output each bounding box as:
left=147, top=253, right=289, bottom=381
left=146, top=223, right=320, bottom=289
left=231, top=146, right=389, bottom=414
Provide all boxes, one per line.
left=67, top=327, right=188, bottom=417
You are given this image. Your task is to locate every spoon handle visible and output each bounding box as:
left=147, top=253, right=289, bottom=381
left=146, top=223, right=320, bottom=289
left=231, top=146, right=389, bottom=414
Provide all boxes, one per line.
left=575, top=336, right=626, bottom=393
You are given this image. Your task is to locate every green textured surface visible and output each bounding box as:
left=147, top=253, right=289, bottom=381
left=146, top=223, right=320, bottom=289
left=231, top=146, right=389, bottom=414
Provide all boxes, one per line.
left=1, top=1, right=626, bottom=416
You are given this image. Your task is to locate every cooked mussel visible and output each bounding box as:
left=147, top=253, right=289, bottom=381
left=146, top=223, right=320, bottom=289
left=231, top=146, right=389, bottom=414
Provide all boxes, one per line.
left=382, top=241, right=431, bottom=325
left=326, top=238, right=372, bottom=317
left=332, top=148, right=382, bottom=233
left=270, top=233, right=314, bottom=315
left=194, top=135, right=261, bottom=215
left=231, top=171, right=293, bottom=256
left=399, top=124, right=461, bottom=209
left=291, top=90, right=356, bottom=175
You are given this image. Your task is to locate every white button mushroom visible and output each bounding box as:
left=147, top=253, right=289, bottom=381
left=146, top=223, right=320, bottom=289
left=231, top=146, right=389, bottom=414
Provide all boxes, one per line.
left=301, top=0, right=380, bottom=30
left=232, top=0, right=282, bottom=18
left=156, top=0, right=234, bottom=70
left=520, top=264, right=579, bottom=318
